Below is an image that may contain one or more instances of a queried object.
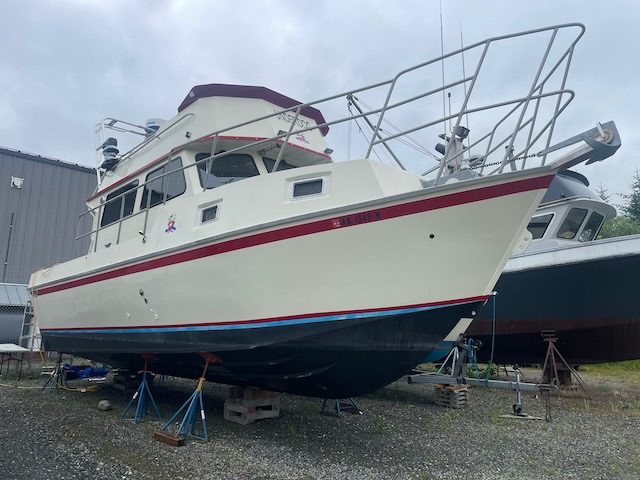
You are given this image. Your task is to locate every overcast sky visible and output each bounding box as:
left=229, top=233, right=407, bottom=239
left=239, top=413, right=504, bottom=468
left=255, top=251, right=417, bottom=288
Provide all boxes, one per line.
left=1, top=0, right=637, bottom=205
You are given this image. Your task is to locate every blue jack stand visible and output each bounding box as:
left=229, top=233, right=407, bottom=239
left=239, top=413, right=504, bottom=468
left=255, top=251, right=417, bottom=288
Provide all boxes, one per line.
left=161, top=376, right=208, bottom=441
left=121, top=357, right=161, bottom=424
left=321, top=397, right=362, bottom=416
left=157, top=353, right=221, bottom=443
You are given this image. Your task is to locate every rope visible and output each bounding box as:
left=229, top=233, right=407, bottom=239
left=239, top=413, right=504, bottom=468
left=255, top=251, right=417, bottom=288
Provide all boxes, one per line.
left=353, top=97, right=438, bottom=159
left=29, top=270, right=49, bottom=367
left=0, top=383, right=42, bottom=389
left=27, top=270, right=101, bottom=393
left=467, top=338, right=480, bottom=379
left=44, top=363, right=101, bottom=392
left=483, top=293, right=497, bottom=382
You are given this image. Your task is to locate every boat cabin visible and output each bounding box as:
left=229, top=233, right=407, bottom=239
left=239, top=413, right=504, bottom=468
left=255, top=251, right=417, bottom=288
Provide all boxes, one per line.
left=523, top=170, right=616, bottom=253
left=80, top=84, right=337, bottom=254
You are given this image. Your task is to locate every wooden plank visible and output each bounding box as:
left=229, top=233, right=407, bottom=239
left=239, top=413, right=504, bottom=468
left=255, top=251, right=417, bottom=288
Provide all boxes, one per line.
left=153, top=431, right=185, bottom=447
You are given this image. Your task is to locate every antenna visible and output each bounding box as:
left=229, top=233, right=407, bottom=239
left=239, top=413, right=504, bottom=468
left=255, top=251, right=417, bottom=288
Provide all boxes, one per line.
left=439, top=0, right=447, bottom=138
left=460, top=19, right=471, bottom=157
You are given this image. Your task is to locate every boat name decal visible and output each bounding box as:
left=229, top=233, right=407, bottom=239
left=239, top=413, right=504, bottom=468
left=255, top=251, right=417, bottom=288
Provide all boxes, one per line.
left=274, top=110, right=312, bottom=130
left=332, top=210, right=383, bottom=228
left=165, top=213, right=177, bottom=233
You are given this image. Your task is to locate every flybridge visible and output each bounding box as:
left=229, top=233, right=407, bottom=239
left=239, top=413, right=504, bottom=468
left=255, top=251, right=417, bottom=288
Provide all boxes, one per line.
left=93, top=85, right=332, bottom=186
left=94, top=23, right=619, bottom=191
left=176, top=83, right=329, bottom=136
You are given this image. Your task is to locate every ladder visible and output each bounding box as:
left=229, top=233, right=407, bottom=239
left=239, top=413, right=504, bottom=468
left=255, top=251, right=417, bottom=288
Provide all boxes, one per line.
left=19, top=300, right=45, bottom=374
left=19, top=300, right=36, bottom=350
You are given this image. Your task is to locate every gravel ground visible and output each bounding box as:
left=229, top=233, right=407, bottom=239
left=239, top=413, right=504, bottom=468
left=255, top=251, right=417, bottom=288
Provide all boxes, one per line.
left=1, top=363, right=640, bottom=480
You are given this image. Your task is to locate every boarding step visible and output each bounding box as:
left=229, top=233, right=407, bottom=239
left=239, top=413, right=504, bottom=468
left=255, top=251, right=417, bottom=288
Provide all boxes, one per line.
left=434, top=384, right=469, bottom=409
left=223, top=387, right=280, bottom=425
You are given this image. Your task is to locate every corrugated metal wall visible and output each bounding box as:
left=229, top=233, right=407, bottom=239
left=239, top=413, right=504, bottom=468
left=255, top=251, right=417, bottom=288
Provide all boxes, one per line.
left=0, top=283, right=30, bottom=344
left=0, top=147, right=97, bottom=284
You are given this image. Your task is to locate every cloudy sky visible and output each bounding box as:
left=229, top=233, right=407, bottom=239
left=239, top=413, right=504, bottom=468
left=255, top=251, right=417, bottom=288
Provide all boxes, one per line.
left=1, top=0, right=637, bottom=204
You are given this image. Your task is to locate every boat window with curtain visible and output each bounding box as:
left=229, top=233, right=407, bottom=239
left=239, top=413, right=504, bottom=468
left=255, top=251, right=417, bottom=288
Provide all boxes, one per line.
left=196, top=153, right=259, bottom=189
left=556, top=208, right=588, bottom=239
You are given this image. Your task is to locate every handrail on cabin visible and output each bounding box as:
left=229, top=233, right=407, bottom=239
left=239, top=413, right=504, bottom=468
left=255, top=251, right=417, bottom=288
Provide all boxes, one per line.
left=81, top=24, right=595, bottom=249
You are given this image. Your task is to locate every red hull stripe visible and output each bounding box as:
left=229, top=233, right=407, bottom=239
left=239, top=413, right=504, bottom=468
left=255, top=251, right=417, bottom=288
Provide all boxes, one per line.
left=39, top=174, right=553, bottom=296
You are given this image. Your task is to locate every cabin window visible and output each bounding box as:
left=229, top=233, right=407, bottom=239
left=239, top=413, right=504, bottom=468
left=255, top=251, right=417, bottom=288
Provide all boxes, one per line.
left=100, top=180, right=139, bottom=227
left=579, top=211, right=605, bottom=242
left=527, top=213, right=554, bottom=240
left=556, top=208, right=588, bottom=240
left=196, top=153, right=259, bottom=189
left=293, top=178, right=324, bottom=198
left=263, top=156, right=297, bottom=172
left=140, top=157, right=186, bottom=209
left=201, top=204, right=218, bottom=224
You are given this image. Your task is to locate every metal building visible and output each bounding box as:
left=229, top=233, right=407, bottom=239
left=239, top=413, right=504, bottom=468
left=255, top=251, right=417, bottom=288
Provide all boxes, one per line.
left=0, top=283, right=31, bottom=345
left=0, top=146, right=97, bottom=285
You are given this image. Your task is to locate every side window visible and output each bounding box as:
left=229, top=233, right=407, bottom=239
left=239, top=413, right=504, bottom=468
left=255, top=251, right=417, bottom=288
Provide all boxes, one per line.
left=200, top=204, right=218, bottom=224
left=579, top=211, right=605, bottom=242
left=292, top=178, right=324, bottom=198
left=556, top=208, right=588, bottom=240
left=140, top=157, right=186, bottom=209
left=263, top=156, right=297, bottom=172
left=196, top=153, right=259, bottom=189
left=527, top=213, right=554, bottom=240
left=100, top=181, right=139, bottom=227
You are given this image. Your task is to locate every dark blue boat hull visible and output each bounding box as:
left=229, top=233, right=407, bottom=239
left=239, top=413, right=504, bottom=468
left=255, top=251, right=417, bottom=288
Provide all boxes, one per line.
left=42, top=300, right=482, bottom=398
left=467, top=253, right=640, bottom=365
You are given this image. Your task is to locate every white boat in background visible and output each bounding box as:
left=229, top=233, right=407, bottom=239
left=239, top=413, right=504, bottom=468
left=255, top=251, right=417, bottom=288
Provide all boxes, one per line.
left=30, top=23, right=621, bottom=398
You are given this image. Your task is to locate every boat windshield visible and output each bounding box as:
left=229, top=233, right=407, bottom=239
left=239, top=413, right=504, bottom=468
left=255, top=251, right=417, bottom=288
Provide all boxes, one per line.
left=579, top=211, right=605, bottom=242
left=556, top=208, right=588, bottom=239
left=527, top=213, right=554, bottom=240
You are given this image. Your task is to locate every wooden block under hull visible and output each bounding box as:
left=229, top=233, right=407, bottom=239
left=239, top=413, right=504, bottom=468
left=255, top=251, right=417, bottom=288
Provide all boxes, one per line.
left=434, top=384, right=469, bottom=409
left=224, top=387, right=280, bottom=425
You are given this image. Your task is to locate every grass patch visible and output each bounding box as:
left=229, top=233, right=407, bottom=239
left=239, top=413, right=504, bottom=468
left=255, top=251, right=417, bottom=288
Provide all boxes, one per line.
left=580, top=360, right=640, bottom=385
left=372, top=414, right=388, bottom=433
left=414, top=363, right=439, bottom=373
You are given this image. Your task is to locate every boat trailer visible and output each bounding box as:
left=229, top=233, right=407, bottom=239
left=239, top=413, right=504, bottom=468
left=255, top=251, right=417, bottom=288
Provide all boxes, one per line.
left=408, top=338, right=557, bottom=420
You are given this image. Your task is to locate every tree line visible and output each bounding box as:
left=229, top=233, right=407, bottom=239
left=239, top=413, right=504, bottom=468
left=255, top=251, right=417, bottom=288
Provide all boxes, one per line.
left=597, top=170, right=640, bottom=239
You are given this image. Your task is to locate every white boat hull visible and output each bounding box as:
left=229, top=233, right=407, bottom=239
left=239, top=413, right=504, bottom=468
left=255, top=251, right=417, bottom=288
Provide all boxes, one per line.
left=32, top=168, right=550, bottom=397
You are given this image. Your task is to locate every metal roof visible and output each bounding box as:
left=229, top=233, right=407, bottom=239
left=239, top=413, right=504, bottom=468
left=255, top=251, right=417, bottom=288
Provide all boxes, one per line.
left=0, top=146, right=96, bottom=174
left=0, top=283, right=30, bottom=307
